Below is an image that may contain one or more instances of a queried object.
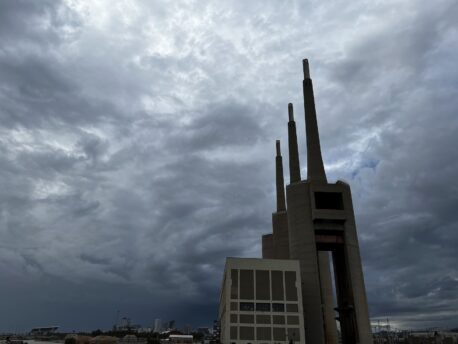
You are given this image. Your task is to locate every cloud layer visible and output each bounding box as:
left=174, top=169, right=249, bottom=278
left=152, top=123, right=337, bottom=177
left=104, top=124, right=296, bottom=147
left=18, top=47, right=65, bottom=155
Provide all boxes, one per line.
left=0, top=0, right=457, bottom=332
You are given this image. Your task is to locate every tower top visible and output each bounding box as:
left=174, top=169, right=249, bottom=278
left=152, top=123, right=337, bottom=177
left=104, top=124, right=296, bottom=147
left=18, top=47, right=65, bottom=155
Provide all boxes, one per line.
left=303, top=59, right=310, bottom=79
left=303, top=58, right=327, bottom=183
left=276, top=140, right=281, bottom=156
left=288, top=103, right=294, bottom=122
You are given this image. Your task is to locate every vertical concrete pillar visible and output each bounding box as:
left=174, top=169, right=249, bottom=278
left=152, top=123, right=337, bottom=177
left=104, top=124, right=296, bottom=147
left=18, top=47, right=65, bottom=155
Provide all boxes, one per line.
left=286, top=182, right=325, bottom=344
left=338, top=181, right=374, bottom=344
left=318, top=251, right=338, bottom=344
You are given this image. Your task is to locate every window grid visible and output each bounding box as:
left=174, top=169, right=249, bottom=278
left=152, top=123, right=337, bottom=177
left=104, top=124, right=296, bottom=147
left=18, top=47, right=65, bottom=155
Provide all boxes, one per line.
left=228, top=268, right=302, bottom=342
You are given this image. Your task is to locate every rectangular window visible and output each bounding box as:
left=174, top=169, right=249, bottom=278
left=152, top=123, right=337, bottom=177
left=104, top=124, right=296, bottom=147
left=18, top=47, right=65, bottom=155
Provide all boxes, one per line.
left=273, top=327, right=286, bottom=341
left=272, top=303, right=285, bottom=312
left=255, top=303, right=270, bottom=312
left=230, top=269, right=238, bottom=299
left=273, top=315, right=285, bottom=325
left=287, top=316, right=299, bottom=325
left=239, top=314, right=254, bottom=324
left=256, top=327, right=271, bottom=341
left=230, top=326, right=237, bottom=340
left=271, top=270, right=284, bottom=301
left=314, top=192, right=344, bottom=210
left=255, top=270, right=270, bottom=300
left=230, top=314, right=237, bottom=323
left=256, top=315, right=271, bottom=324
left=285, top=271, right=298, bottom=301
left=286, top=304, right=298, bottom=312
left=230, top=302, right=238, bottom=311
left=239, top=326, right=254, bottom=340
left=287, top=328, right=301, bottom=342
left=239, top=302, right=254, bottom=311
left=240, top=270, right=254, bottom=299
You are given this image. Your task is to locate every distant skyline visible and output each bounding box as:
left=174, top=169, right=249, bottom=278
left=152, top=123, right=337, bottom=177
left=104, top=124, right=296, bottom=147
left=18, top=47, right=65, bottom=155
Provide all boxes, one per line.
left=1, top=0, right=458, bottom=332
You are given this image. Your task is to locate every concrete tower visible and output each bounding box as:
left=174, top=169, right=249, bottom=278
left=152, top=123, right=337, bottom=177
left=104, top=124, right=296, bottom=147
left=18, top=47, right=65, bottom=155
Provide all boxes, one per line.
left=272, top=140, right=290, bottom=259
left=262, top=141, right=290, bottom=260
left=286, top=59, right=373, bottom=344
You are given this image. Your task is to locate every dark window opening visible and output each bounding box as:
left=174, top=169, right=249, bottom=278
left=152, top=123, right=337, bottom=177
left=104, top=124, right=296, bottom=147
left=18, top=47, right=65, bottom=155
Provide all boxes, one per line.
left=285, top=271, right=298, bottom=301
left=256, top=315, right=271, bottom=324
left=240, top=270, right=254, bottom=299
left=272, top=303, right=285, bottom=312
left=271, top=270, right=284, bottom=301
left=239, top=314, right=254, bottom=324
left=239, top=327, right=254, bottom=340
left=314, top=192, right=344, bottom=210
left=240, top=302, right=255, bottom=311
left=231, top=269, right=238, bottom=299
left=255, top=270, right=270, bottom=300
left=286, top=304, right=299, bottom=312
left=256, top=303, right=270, bottom=312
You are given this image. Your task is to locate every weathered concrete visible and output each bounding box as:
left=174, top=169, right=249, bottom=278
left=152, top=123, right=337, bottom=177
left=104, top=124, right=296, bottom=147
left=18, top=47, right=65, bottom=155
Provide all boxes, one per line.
left=261, top=233, right=274, bottom=259
left=318, top=251, right=339, bottom=344
left=286, top=180, right=325, bottom=344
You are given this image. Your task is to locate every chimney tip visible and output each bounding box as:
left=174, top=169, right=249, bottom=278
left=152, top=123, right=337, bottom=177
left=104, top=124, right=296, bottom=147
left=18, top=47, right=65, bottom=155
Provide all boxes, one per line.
left=276, top=140, right=281, bottom=156
left=288, top=103, right=294, bottom=121
left=303, top=59, right=310, bottom=79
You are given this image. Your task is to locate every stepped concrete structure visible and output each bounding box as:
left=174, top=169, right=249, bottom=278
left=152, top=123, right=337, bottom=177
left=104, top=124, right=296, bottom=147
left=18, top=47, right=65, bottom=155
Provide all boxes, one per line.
left=261, top=59, right=373, bottom=344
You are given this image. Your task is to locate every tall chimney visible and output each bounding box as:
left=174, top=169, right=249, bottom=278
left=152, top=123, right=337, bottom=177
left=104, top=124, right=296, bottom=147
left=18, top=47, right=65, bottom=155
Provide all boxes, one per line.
left=288, top=103, right=301, bottom=183
left=275, top=140, right=286, bottom=212
left=303, top=59, right=327, bottom=183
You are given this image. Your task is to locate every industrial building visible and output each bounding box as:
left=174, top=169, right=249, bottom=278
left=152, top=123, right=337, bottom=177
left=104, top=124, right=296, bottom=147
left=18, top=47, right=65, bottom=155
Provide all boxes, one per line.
left=219, top=258, right=305, bottom=344
left=219, top=59, right=373, bottom=344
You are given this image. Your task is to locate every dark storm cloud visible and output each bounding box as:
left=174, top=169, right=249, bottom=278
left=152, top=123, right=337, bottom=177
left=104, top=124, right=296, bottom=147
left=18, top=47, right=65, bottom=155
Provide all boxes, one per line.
left=0, top=0, right=457, bottom=332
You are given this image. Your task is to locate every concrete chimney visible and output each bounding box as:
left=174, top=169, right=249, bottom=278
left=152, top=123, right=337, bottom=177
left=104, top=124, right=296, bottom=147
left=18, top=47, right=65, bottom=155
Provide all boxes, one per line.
left=288, top=103, right=301, bottom=183
left=302, top=59, right=327, bottom=183
left=275, top=140, right=286, bottom=212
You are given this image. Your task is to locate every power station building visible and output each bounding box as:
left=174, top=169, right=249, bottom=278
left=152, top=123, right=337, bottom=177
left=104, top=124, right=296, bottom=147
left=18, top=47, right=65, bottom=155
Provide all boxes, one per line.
left=219, top=258, right=305, bottom=344
left=219, top=60, right=373, bottom=344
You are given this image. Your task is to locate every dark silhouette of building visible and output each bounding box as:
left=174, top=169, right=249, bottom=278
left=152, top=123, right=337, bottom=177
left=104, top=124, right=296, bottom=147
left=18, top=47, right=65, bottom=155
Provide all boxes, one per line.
left=262, top=59, right=373, bottom=344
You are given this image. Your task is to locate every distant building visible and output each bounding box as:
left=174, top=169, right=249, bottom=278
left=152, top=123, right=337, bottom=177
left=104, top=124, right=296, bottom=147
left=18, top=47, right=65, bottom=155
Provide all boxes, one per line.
left=30, top=326, right=59, bottom=336
left=168, top=335, right=193, bottom=344
left=219, top=258, right=305, bottom=344
left=137, top=328, right=152, bottom=334
left=182, top=325, right=193, bottom=335
left=197, top=328, right=210, bottom=335
left=163, top=320, right=176, bottom=331
left=154, top=319, right=163, bottom=333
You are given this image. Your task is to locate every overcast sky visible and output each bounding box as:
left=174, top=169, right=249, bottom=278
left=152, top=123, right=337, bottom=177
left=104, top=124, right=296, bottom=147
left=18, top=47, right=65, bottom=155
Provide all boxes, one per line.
left=1, top=0, right=458, bottom=333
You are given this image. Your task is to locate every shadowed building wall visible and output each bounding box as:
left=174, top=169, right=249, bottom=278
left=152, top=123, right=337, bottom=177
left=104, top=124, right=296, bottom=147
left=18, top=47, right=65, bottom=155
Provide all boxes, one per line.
left=262, top=234, right=275, bottom=259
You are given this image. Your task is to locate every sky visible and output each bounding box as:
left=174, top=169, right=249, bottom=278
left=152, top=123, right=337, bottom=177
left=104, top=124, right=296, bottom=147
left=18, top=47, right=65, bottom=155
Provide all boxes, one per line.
left=1, top=0, right=458, bottom=333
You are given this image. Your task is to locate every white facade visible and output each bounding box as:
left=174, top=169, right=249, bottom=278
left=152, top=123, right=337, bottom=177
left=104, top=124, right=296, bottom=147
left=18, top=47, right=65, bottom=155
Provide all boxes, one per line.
left=219, top=258, right=305, bottom=344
